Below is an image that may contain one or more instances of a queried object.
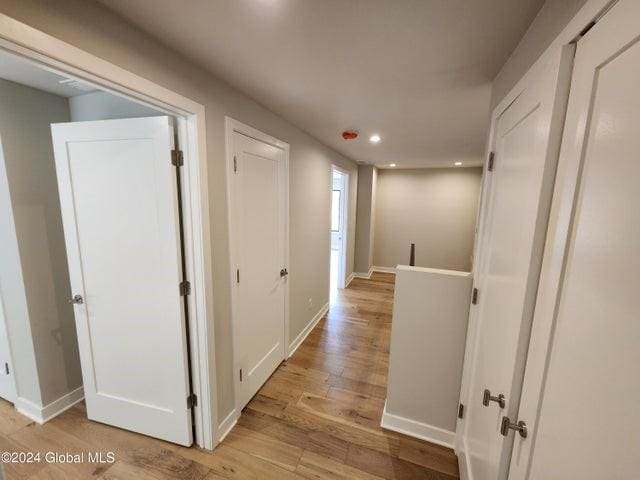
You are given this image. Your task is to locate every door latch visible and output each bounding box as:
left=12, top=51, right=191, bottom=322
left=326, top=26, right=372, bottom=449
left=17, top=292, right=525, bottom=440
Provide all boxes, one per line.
left=500, top=416, right=527, bottom=438
left=482, top=389, right=506, bottom=408
left=280, top=268, right=289, bottom=277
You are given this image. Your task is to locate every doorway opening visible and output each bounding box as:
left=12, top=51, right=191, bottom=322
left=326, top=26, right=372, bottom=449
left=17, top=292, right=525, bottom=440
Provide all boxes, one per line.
left=0, top=43, right=212, bottom=447
left=330, top=166, right=349, bottom=302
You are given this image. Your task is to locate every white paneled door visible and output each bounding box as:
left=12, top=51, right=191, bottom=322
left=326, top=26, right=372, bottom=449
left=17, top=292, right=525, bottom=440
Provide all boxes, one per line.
left=230, top=129, right=288, bottom=410
left=461, top=47, right=574, bottom=480
left=511, top=1, right=640, bottom=478
left=51, top=116, right=193, bottom=446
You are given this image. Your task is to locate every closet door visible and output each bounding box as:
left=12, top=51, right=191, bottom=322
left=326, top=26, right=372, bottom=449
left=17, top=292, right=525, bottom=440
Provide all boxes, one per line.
left=510, top=1, right=640, bottom=478
left=230, top=130, right=288, bottom=410
left=459, top=45, right=574, bottom=480
left=51, top=116, right=193, bottom=446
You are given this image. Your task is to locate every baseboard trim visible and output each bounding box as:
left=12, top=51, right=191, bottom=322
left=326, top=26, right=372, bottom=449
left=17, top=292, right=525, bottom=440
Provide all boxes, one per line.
left=16, top=386, right=84, bottom=424
left=372, top=266, right=397, bottom=274
left=14, top=397, right=41, bottom=423
left=353, top=267, right=373, bottom=279
left=457, top=438, right=472, bottom=480
left=353, top=266, right=397, bottom=278
left=216, top=408, right=238, bottom=444
left=345, top=272, right=355, bottom=288
left=381, top=401, right=455, bottom=449
left=288, top=302, right=329, bottom=357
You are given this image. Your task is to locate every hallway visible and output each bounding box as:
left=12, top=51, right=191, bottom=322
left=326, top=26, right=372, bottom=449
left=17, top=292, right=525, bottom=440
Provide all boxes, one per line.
left=0, top=273, right=459, bottom=479
left=224, top=271, right=460, bottom=479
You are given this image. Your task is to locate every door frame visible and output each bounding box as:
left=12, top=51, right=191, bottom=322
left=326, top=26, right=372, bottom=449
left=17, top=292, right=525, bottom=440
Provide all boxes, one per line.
left=455, top=0, right=618, bottom=477
left=0, top=14, right=216, bottom=449
left=0, top=283, right=17, bottom=403
left=331, top=165, right=350, bottom=290
left=224, top=117, right=290, bottom=418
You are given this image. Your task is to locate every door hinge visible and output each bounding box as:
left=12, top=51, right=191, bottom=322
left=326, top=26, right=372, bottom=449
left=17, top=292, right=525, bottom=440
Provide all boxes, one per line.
left=187, top=393, right=198, bottom=409
left=471, top=287, right=479, bottom=305
left=4, top=363, right=8, bottom=375
left=179, top=281, right=191, bottom=296
left=578, top=20, right=596, bottom=37
left=458, top=403, right=465, bottom=419
left=236, top=269, right=240, bottom=284
left=575, top=2, right=614, bottom=41
left=171, top=149, right=184, bottom=167
left=239, top=368, right=243, bottom=382
left=487, top=152, right=495, bottom=172
left=233, top=155, right=238, bottom=173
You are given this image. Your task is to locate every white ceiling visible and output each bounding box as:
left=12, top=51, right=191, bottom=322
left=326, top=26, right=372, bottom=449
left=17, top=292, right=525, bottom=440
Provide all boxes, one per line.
left=0, top=51, right=97, bottom=97
left=98, top=0, right=544, bottom=168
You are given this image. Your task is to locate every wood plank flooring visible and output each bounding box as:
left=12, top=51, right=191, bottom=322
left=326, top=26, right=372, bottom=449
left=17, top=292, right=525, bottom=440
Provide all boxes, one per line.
left=0, top=272, right=459, bottom=479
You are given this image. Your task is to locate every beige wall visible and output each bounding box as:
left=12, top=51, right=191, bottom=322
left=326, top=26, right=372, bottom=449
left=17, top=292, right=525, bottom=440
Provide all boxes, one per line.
left=491, top=0, right=588, bottom=109
left=354, top=164, right=377, bottom=274
left=373, top=167, right=482, bottom=272
left=386, top=266, right=472, bottom=434
left=0, top=0, right=359, bottom=424
left=0, top=78, right=82, bottom=406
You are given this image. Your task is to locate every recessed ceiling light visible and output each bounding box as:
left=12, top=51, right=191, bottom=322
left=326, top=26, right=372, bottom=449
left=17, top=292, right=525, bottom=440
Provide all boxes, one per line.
left=369, top=134, right=381, bottom=143
left=454, top=162, right=463, bottom=166
left=389, top=163, right=396, bottom=167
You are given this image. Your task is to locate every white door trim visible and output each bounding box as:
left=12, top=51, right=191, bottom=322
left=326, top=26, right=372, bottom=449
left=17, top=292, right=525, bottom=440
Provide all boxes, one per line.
left=331, top=164, right=349, bottom=289
left=0, top=13, right=216, bottom=449
left=224, top=117, right=290, bottom=414
left=0, top=283, right=17, bottom=403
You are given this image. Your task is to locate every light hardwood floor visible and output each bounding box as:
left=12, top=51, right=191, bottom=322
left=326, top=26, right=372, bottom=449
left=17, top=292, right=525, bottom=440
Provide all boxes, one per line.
left=0, top=272, right=459, bottom=479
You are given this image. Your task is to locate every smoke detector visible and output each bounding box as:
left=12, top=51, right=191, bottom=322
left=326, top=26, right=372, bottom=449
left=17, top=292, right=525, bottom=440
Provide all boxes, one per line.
left=342, top=130, right=358, bottom=140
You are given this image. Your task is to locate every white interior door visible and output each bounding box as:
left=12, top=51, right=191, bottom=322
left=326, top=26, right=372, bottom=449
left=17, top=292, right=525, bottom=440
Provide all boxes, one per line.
left=461, top=47, right=574, bottom=480
left=231, top=130, right=287, bottom=410
left=0, top=291, right=16, bottom=403
left=330, top=170, right=347, bottom=289
left=51, top=116, right=193, bottom=446
left=511, top=2, right=640, bottom=478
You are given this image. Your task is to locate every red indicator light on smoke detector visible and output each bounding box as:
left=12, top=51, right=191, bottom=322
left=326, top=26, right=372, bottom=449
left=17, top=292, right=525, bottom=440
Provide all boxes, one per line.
left=342, top=131, right=358, bottom=140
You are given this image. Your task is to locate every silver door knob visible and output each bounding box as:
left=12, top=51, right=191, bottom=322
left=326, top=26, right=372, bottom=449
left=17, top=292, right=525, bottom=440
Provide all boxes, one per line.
left=500, top=416, right=527, bottom=438
left=482, top=389, right=506, bottom=408
left=69, top=294, right=84, bottom=305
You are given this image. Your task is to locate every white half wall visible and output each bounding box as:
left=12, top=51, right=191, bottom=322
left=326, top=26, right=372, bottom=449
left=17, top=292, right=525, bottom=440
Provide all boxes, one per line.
left=384, top=265, right=472, bottom=442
